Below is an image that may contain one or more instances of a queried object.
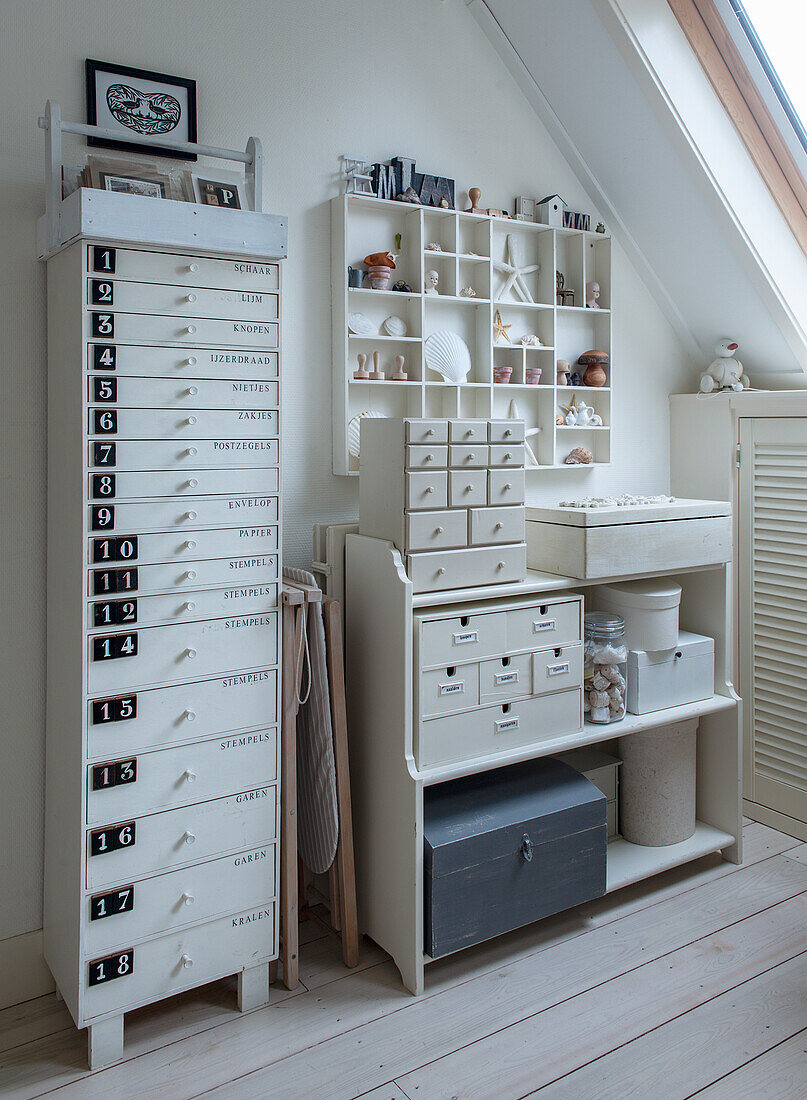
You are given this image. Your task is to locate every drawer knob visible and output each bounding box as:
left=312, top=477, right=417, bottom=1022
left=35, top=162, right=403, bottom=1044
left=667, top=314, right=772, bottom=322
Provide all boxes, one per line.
left=504, top=452, right=512, bottom=460
left=497, top=561, right=506, bottom=570
left=183, top=770, right=197, bottom=784
left=183, top=831, right=196, bottom=845
left=188, top=263, right=199, bottom=273
left=437, top=567, right=446, bottom=576
left=495, top=522, right=503, bottom=531
left=425, top=453, right=433, bottom=462
left=185, top=648, right=197, bottom=659
left=186, top=386, right=198, bottom=396
left=465, top=484, right=473, bottom=493
left=185, top=356, right=197, bottom=366
left=465, top=429, right=472, bottom=437
left=521, top=834, right=534, bottom=862
left=184, top=602, right=196, bottom=612
left=425, top=486, right=434, bottom=494
left=185, top=570, right=197, bottom=581
left=181, top=953, right=194, bottom=969
left=426, top=428, right=434, bottom=436
left=185, top=511, right=198, bottom=521
left=186, top=293, right=197, bottom=303
left=504, top=483, right=512, bottom=491
left=184, top=709, right=196, bottom=722
left=186, top=416, right=198, bottom=426
left=186, top=447, right=198, bottom=457
left=185, top=325, right=197, bottom=335
left=181, top=892, right=195, bottom=906
left=187, top=479, right=199, bottom=489
left=504, top=428, right=512, bottom=437
left=435, top=526, right=444, bottom=535
left=184, top=539, right=197, bottom=550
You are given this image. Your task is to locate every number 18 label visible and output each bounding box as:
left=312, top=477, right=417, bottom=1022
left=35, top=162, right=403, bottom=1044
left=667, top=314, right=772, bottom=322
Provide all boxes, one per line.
left=88, top=949, right=133, bottom=987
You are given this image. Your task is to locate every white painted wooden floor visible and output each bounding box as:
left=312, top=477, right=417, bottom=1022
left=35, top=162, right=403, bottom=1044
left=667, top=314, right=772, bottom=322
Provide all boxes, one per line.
left=3, top=821, right=807, bottom=1099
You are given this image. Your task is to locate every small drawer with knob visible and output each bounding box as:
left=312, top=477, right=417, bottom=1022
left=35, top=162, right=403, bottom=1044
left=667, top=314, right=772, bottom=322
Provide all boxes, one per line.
left=405, top=509, right=467, bottom=552
left=88, top=552, right=277, bottom=598
left=86, top=278, right=279, bottom=323
left=406, top=471, right=448, bottom=511
left=88, top=495, right=279, bottom=534
left=407, top=542, right=526, bottom=594
left=88, top=408, right=278, bottom=442
left=489, top=444, right=524, bottom=468
left=488, top=468, right=525, bottom=506
left=405, top=419, right=448, bottom=444
left=405, top=445, right=448, bottom=470
left=449, top=420, right=488, bottom=443
left=449, top=445, right=490, bottom=468
left=532, top=643, right=584, bottom=696
left=82, top=844, right=277, bottom=957
left=89, top=438, right=279, bottom=471
left=84, top=785, right=278, bottom=890
left=87, top=344, right=279, bottom=382
left=488, top=419, right=525, bottom=444
left=449, top=470, right=487, bottom=508
left=88, top=581, right=278, bottom=631
left=86, top=669, right=278, bottom=758
left=82, top=899, right=277, bottom=1020
left=88, top=526, right=278, bottom=567
left=85, top=727, right=278, bottom=823
left=88, top=375, right=279, bottom=411
left=88, top=246, right=280, bottom=293
left=88, top=467, right=278, bottom=501
left=469, top=506, right=525, bottom=546
left=88, top=312, right=279, bottom=349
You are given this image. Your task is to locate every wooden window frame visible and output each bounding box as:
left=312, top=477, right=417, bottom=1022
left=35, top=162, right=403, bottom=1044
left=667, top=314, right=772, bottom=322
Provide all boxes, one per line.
left=668, top=0, right=807, bottom=257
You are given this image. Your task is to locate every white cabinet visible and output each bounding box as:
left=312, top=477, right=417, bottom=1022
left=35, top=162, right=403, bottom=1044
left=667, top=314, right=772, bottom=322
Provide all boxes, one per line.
left=44, top=231, right=284, bottom=1066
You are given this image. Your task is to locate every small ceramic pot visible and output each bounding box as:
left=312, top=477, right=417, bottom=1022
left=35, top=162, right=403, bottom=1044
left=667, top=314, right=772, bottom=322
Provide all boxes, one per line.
left=366, top=265, right=392, bottom=291
left=525, top=366, right=542, bottom=385
left=493, top=365, right=513, bottom=384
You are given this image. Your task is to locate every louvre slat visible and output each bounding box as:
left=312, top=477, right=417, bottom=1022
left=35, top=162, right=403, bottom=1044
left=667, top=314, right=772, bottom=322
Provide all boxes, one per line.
left=754, top=727, right=807, bottom=766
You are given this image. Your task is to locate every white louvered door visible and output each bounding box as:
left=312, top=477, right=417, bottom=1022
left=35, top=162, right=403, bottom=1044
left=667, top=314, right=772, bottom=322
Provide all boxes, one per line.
left=740, top=416, right=807, bottom=827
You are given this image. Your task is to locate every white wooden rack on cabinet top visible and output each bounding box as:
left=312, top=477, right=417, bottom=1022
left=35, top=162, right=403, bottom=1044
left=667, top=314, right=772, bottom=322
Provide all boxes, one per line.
left=331, top=192, right=612, bottom=476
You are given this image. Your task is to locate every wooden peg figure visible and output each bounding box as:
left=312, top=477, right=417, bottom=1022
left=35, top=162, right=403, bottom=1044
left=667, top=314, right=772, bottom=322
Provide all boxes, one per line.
left=466, top=187, right=484, bottom=215
left=392, top=355, right=408, bottom=381
left=369, top=351, right=384, bottom=380
left=353, top=352, right=369, bottom=379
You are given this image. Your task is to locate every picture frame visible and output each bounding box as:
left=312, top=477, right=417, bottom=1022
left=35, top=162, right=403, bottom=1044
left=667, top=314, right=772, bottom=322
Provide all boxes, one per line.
left=190, top=169, right=247, bottom=210
left=85, top=59, right=197, bottom=160
left=86, top=155, right=185, bottom=201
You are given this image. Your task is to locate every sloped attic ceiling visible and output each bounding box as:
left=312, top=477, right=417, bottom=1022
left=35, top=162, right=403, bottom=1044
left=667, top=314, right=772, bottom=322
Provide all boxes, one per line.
left=470, top=0, right=806, bottom=378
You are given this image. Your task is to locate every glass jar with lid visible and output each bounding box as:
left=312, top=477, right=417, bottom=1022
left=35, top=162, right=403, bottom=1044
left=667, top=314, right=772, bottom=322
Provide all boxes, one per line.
left=584, top=612, right=627, bottom=723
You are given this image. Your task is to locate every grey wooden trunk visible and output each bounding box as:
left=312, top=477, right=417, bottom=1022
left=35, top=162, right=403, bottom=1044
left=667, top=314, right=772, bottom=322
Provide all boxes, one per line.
left=424, top=758, right=606, bottom=958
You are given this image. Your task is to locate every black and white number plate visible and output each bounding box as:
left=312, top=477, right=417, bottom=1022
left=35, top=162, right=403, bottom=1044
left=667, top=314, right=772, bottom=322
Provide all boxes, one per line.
left=90, top=884, right=134, bottom=922
left=92, top=632, right=138, bottom=661
left=88, top=949, right=134, bottom=987
left=92, top=695, right=137, bottom=724
left=92, top=536, right=138, bottom=563
left=92, top=246, right=116, bottom=274
left=93, top=598, right=137, bottom=627
left=92, top=758, right=137, bottom=790
left=89, top=820, right=136, bottom=856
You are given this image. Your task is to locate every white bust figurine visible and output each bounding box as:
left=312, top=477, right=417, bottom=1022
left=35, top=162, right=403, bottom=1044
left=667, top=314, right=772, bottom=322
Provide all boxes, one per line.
left=425, top=269, right=439, bottom=296
left=586, top=280, right=600, bottom=309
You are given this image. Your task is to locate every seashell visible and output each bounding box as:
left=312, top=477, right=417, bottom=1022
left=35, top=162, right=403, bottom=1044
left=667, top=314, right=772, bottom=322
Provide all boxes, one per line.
left=425, top=242, right=443, bottom=252
left=564, top=446, right=594, bottom=465
left=348, top=312, right=375, bottom=336
left=363, top=251, right=396, bottom=269
left=459, top=286, right=477, bottom=298
left=382, top=315, right=408, bottom=337
left=424, top=330, right=471, bottom=384
left=555, top=414, right=565, bottom=426
left=347, top=410, right=384, bottom=458
left=520, top=334, right=541, bottom=346
left=591, top=706, right=610, bottom=722
left=397, top=187, right=421, bottom=204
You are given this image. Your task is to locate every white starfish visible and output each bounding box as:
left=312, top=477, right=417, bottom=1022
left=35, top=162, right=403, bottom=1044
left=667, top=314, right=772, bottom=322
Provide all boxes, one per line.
left=493, top=234, right=540, bottom=304
left=508, top=399, right=542, bottom=466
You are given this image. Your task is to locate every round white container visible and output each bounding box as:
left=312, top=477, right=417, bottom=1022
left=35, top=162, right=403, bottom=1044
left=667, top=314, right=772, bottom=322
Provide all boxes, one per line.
left=596, top=579, right=681, bottom=652
left=618, top=719, right=697, bottom=846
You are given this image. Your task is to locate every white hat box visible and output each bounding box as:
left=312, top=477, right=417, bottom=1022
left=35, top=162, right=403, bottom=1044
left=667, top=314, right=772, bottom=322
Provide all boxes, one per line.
left=595, top=578, right=682, bottom=651
left=626, top=631, right=715, bottom=715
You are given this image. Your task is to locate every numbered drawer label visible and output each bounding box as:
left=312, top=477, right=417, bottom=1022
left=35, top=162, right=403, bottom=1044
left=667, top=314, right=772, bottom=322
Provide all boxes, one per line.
left=87, top=949, right=134, bottom=987
left=88, top=344, right=278, bottom=381
left=89, top=245, right=279, bottom=292
left=90, top=437, right=278, bottom=471
left=88, top=408, right=279, bottom=442
left=90, top=495, right=278, bottom=533
left=83, top=846, right=276, bottom=956
left=88, top=467, right=278, bottom=501
left=85, top=787, right=277, bottom=889
left=87, top=613, right=278, bottom=693
left=87, top=669, right=278, bottom=758
left=86, top=727, right=277, bottom=823
left=87, top=374, right=279, bottom=410
left=89, top=821, right=136, bottom=857
left=92, top=567, right=138, bottom=595
left=90, top=583, right=278, bottom=631
left=89, top=312, right=279, bottom=349
left=87, top=279, right=279, bottom=323
left=90, top=554, right=277, bottom=598
left=92, top=536, right=138, bottom=563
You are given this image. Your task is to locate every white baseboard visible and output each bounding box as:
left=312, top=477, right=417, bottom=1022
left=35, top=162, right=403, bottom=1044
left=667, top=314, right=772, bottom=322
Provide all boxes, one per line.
left=743, top=799, right=807, bottom=843
left=0, top=929, right=55, bottom=1010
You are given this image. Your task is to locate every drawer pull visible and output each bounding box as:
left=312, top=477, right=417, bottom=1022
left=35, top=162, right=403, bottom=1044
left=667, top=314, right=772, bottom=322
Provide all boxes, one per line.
left=425, top=486, right=434, bottom=494
left=465, top=484, right=473, bottom=492
left=185, top=511, right=198, bottom=521
left=186, top=356, right=197, bottom=366
left=186, top=293, right=197, bottom=303
left=504, top=428, right=513, bottom=437
left=186, top=447, right=198, bottom=457
left=185, top=570, right=197, bottom=581
left=181, top=892, right=195, bottom=906
left=186, top=416, right=198, bottom=426
left=187, top=386, right=198, bottom=396
left=185, top=648, right=197, bottom=659
left=185, top=325, right=197, bottom=335
left=183, top=831, right=196, bottom=845
left=183, top=602, right=196, bottom=612
left=186, top=479, right=199, bottom=489
left=495, top=522, right=503, bottom=531
left=188, top=263, right=199, bottom=273
left=426, top=428, right=434, bottom=436
left=497, top=561, right=506, bottom=570
left=181, top=953, right=194, bottom=969
left=435, top=526, right=444, bottom=535
left=437, top=567, right=446, bottom=576
left=183, top=770, right=197, bottom=784
left=425, top=453, right=434, bottom=462
left=184, top=709, right=196, bottom=722
left=504, top=452, right=512, bottom=460
left=504, top=483, right=512, bottom=491
left=521, top=834, right=533, bottom=862
left=184, top=540, right=197, bottom=550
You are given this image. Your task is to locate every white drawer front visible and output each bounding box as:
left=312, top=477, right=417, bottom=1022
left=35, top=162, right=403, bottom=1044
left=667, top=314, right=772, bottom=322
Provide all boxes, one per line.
left=81, top=901, right=276, bottom=1021
left=89, top=526, right=278, bottom=566
left=449, top=420, right=487, bottom=443
left=489, top=419, right=525, bottom=443
left=417, top=690, right=583, bottom=769
left=449, top=445, right=489, bottom=468
left=479, top=653, right=533, bottom=703
left=408, top=542, right=526, bottom=593
left=507, top=598, right=582, bottom=651
left=533, top=643, right=584, bottom=695
left=406, top=445, right=448, bottom=470
left=87, top=613, right=278, bottom=693
left=89, top=408, right=278, bottom=441
left=488, top=468, right=526, bottom=506
left=88, top=246, right=279, bottom=292
left=87, top=728, right=278, bottom=823
left=90, top=495, right=278, bottom=533
left=406, top=471, right=448, bottom=511
left=88, top=278, right=278, bottom=322
left=90, top=438, right=278, bottom=471
left=469, top=506, right=525, bottom=546
left=89, top=583, right=278, bottom=631
left=90, top=553, right=277, bottom=597
left=89, top=375, right=278, bottom=410
left=85, top=786, right=277, bottom=889
left=420, top=611, right=507, bottom=669
left=89, top=312, right=279, bottom=349
left=87, top=670, right=277, bottom=758
left=489, top=444, right=525, bottom=468
left=83, top=845, right=276, bottom=956
left=89, top=468, right=278, bottom=501
left=449, top=470, right=487, bottom=507
left=405, top=419, right=448, bottom=444
left=405, top=510, right=467, bottom=552
left=89, top=344, right=278, bottom=381
left=419, top=666, right=479, bottom=719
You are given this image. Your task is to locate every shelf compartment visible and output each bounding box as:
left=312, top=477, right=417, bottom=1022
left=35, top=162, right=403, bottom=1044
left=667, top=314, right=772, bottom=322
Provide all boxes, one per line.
left=347, top=293, right=422, bottom=341
left=605, top=823, right=734, bottom=893
left=345, top=200, right=421, bottom=297
left=423, top=210, right=458, bottom=254
left=555, top=424, right=611, bottom=465
left=584, top=235, right=612, bottom=310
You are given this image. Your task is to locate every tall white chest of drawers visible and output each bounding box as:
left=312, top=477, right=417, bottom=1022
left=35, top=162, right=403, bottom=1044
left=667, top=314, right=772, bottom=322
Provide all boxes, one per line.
left=43, top=226, right=285, bottom=1067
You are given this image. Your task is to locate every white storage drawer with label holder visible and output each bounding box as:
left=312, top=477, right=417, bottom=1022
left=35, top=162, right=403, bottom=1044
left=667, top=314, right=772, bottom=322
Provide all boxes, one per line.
left=44, top=208, right=285, bottom=1068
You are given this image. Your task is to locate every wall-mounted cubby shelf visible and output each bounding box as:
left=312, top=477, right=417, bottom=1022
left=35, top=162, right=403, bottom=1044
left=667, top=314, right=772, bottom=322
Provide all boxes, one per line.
left=331, top=193, right=613, bottom=476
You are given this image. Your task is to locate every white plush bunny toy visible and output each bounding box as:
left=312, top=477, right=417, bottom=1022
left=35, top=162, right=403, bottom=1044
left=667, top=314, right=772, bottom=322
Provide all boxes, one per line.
left=699, top=339, right=749, bottom=393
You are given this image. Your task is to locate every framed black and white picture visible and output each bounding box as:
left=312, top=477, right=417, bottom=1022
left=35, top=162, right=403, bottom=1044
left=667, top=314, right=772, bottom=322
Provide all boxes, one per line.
left=85, top=59, right=197, bottom=160
left=190, top=170, right=246, bottom=210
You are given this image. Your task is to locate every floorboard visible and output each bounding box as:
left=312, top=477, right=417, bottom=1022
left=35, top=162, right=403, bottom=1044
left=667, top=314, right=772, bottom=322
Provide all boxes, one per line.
left=693, top=1028, right=807, bottom=1098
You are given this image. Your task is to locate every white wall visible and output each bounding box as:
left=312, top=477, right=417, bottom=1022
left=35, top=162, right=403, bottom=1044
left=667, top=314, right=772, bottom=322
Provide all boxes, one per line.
left=0, top=0, right=691, bottom=972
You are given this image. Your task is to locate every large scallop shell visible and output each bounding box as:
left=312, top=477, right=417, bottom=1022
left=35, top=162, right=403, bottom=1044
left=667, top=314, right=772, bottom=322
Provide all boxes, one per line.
left=424, top=330, right=471, bottom=384
left=348, top=312, right=375, bottom=336
left=347, top=410, right=384, bottom=458
left=382, top=315, right=408, bottom=337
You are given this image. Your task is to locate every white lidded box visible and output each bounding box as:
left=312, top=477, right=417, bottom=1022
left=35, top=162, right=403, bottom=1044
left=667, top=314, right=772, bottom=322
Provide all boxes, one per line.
left=627, top=631, right=714, bottom=714
left=595, top=579, right=681, bottom=652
